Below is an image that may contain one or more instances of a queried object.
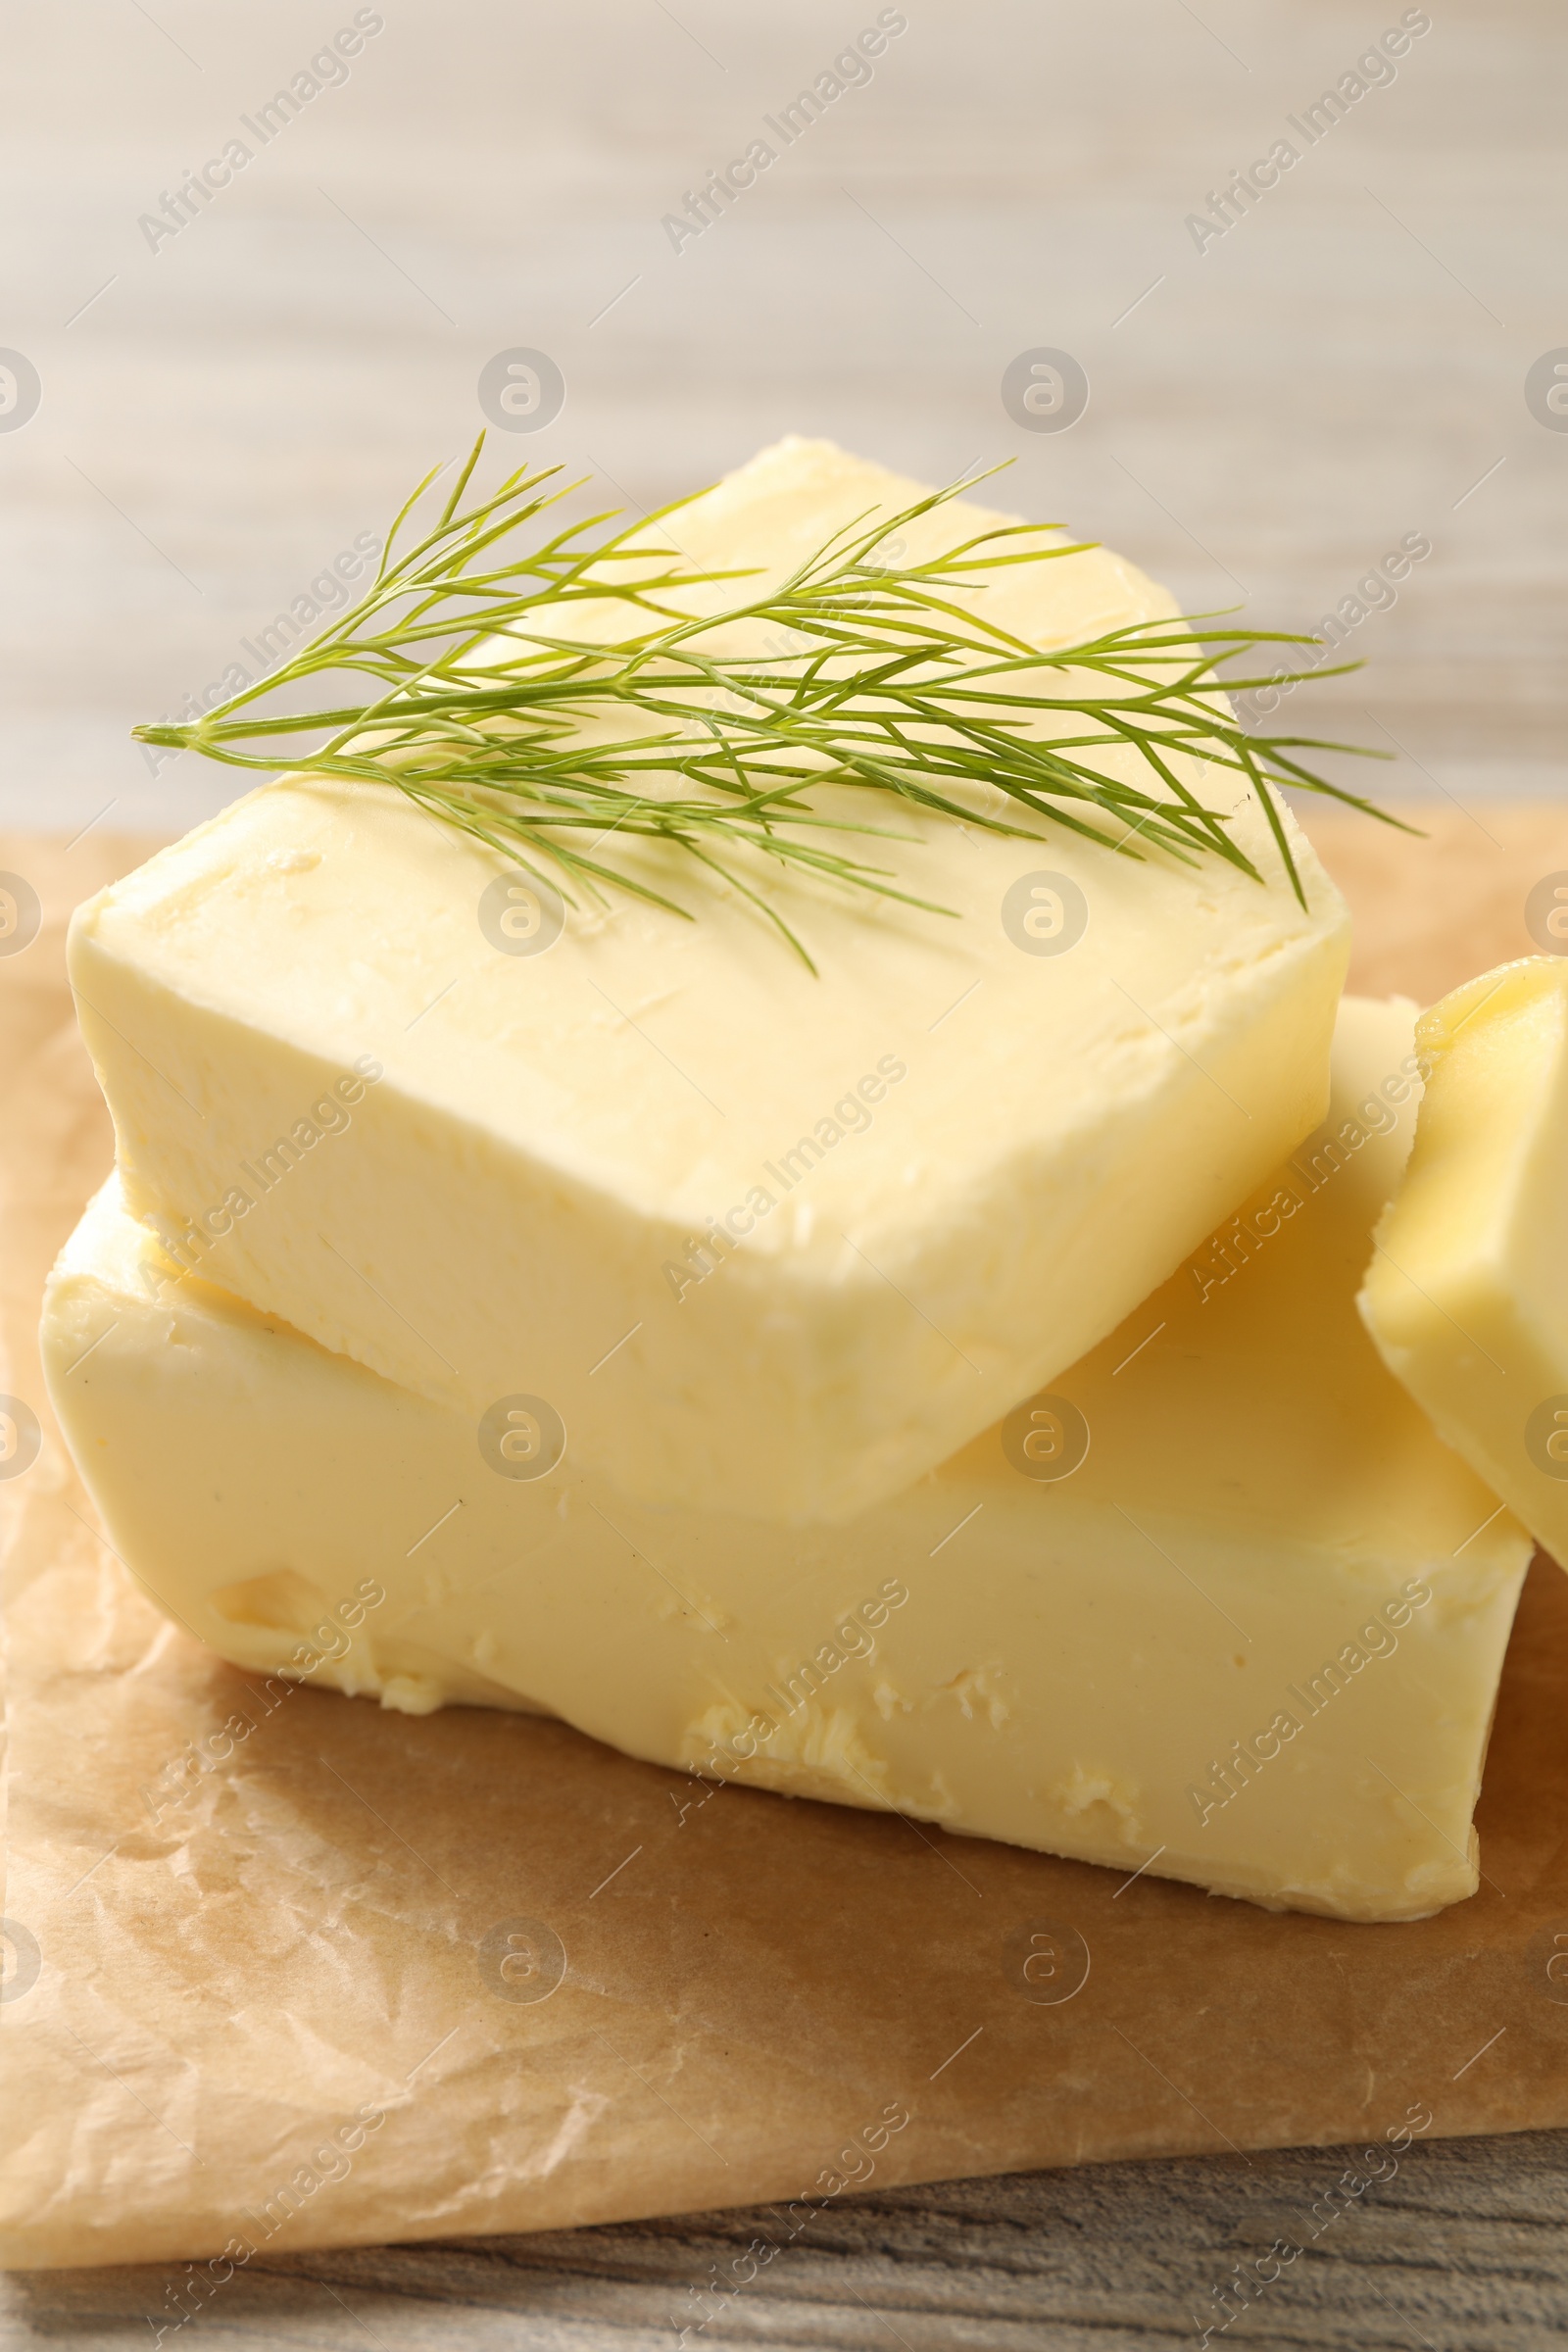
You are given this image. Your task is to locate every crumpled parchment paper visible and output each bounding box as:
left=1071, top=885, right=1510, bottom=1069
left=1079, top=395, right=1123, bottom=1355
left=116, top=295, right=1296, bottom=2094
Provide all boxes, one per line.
left=5, top=820, right=1568, bottom=2273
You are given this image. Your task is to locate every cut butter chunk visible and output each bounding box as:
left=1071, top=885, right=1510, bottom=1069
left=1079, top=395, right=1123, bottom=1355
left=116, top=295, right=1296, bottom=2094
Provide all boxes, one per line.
left=44, top=1000, right=1529, bottom=1921
left=68, top=439, right=1351, bottom=1522
left=1361, top=956, right=1568, bottom=1571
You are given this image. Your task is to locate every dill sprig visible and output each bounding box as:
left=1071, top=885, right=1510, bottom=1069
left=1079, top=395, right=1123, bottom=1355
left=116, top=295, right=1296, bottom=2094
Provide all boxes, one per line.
left=133, top=436, right=1398, bottom=968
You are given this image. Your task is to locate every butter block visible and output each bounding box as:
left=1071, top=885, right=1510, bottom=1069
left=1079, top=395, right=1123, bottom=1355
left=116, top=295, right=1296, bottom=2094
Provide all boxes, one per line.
left=1361, top=956, right=1568, bottom=1571
left=44, top=1001, right=1529, bottom=1921
left=68, top=439, right=1350, bottom=1523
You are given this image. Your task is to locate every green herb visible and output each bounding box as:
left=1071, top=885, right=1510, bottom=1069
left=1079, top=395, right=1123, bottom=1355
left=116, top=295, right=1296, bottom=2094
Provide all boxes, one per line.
left=133, top=436, right=1398, bottom=968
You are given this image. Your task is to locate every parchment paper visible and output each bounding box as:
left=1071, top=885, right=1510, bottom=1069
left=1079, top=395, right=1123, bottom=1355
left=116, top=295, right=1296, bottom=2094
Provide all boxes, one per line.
left=6, top=815, right=1568, bottom=2273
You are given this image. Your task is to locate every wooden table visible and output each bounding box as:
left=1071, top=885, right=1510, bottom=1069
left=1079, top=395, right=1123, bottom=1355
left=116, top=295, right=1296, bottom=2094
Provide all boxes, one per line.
left=11, top=2129, right=1568, bottom=2347
left=4, top=0, right=1568, bottom=2340
left=2, top=0, right=1564, bottom=830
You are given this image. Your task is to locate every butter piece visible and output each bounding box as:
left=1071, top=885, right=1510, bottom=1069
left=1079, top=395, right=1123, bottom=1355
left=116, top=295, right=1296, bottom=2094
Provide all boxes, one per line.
left=68, top=440, right=1349, bottom=1523
left=1361, top=956, right=1568, bottom=1570
left=44, top=1001, right=1529, bottom=1921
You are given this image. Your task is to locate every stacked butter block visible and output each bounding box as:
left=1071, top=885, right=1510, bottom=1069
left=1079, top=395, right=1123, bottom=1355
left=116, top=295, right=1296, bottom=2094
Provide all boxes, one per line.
left=42, top=442, right=1539, bottom=1922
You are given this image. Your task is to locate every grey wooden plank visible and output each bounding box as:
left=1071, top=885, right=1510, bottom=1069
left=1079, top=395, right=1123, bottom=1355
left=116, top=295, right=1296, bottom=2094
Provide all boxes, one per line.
left=0, top=0, right=1563, bottom=832
left=9, top=2130, right=1568, bottom=2347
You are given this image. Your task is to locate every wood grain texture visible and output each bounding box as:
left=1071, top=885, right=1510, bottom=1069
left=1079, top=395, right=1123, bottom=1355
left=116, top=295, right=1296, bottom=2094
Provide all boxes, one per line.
left=9, top=2129, right=1568, bottom=2347
left=1, top=0, right=1564, bottom=832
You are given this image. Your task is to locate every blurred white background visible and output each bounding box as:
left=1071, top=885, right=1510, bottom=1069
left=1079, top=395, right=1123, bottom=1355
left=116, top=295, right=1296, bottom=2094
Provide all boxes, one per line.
left=3, top=0, right=1563, bottom=831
